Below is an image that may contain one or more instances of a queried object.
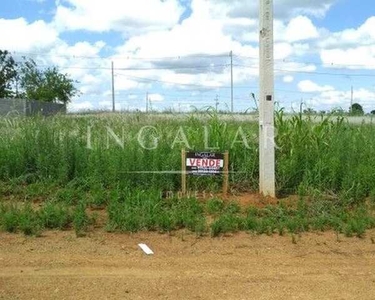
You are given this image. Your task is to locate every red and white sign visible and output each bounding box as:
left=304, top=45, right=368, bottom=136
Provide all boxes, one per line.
left=186, top=152, right=224, bottom=176
left=186, top=158, right=224, bottom=168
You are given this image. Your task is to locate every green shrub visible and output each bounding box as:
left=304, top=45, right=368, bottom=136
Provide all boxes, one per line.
left=19, top=204, right=41, bottom=236
left=211, top=214, right=245, bottom=237
left=73, top=202, right=90, bottom=236
left=2, top=206, right=19, bottom=233
left=206, top=198, right=225, bottom=215
left=39, top=202, right=72, bottom=230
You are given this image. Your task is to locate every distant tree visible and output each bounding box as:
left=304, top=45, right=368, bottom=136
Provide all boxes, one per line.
left=0, top=50, right=18, bottom=98
left=303, top=107, right=317, bottom=115
left=20, top=59, right=78, bottom=104
left=350, top=103, right=364, bottom=116
left=370, top=110, right=375, bottom=115
left=330, top=107, right=345, bottom=116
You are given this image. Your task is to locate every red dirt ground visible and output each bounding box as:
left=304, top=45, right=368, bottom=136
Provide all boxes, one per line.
left=1, top=229, right=375, bottom=300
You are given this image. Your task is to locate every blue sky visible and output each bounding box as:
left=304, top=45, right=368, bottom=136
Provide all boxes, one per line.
left=315, top=0, right=372, bottom=30
left=0, top=0, right=375, bottom=112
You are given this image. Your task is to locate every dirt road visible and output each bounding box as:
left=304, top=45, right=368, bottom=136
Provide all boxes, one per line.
left=1, top=230, right=375, bottom=300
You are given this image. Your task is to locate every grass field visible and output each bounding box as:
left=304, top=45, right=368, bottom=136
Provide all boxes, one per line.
left=1, top=111, right=375, bottom=237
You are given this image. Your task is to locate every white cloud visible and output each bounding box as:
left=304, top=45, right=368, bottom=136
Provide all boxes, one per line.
left=54, top=0, right=184, bottom=34
left=68, top=100, right=93, bottom=111
left=310, top=88, right=375, bottom=112
left=56, top=41, right=105, bottom=57
left=98, top=100, right=123, bottom=110
left=0, top=18, right=58, bottom=52
left=116, top=15, right=240, bottom=58
left=272, top=16, right=320, bottom=44
left=321, top=46, right=375, bottom=69
left=98, top=100, right=112, bottom=108
left=280, top=0, right=335, bottom=19
left=298, top=80, right=334, bottom=93
left=274, top=43, right=294, bottom=60
left=283, top=75, right=294, bottom=83
left=27, top=40, right=110, bottom=98
left=285, top=16, right=319, bottom=42
left=276, top=61, right=317, bottom=76
left=104, top=0, right=320, bottom=99
left=213, top=0, right=336, bottom=19
left=148, top=93, right=164, bottom=102
left=320, top=17, right=375, bottom=49
left=45, top=41, right=105, bottom=68
left=291, top=43, right=311, bottom=56
left=318, top=17, right=375, bottom=69
left=3, top=0, right=373, bottom=113
left=295, top=81, right=375, bottom=112
left=114, top=75, right=145, bottom=91
left=80, top=74, right=101, bottom=86
left=111, top=1, right=260, bottom=89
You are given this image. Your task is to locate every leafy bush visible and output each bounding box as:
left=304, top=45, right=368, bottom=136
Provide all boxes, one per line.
left=73, top=202, right=90, bottom=236
left=39, top=201, right=72, bottom=230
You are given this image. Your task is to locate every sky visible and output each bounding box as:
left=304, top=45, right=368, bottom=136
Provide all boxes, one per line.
left=0, top=0, right=374, bottom=113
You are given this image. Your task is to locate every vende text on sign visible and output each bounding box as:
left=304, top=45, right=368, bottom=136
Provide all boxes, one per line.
left=186, top=152, right=224, bottom=176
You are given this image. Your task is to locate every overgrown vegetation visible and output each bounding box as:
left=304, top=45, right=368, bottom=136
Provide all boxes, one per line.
left=1, top=194, right=374, bottom=238
left=1, top=111, right=375, bottom=237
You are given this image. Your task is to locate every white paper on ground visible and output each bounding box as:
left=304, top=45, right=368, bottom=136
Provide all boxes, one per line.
left=138, top=243, right=154, bottom=255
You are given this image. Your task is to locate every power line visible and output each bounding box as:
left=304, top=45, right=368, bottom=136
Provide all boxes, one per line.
left=234, top=55, right=375, bottom=69
left=115, top=64, right=229, bottom=71
left=11, top=49, right=375, bottom=70
left=274, top=68, right=375, bottom=77
left=51, top=63, right=375, bottom=78
left=116, top=91, right=231, bottom=99
left=13, top=53, right=375, bottom=77
left=115, top=74, right=324, bottom=95
left=121, top=63, right=374, bottom=77
left=11, top=51, right=105, bottom=60
left=13, top=61, right=230, bottom=72
left=115, top=73, right=258, bottom=89
left=233, top=64, right=375, bottom=78
left=280, top=58, right=375, bottom=69
left=120, top=53, right=230, bottom=60
left=11, top=51, right=230, bottom=61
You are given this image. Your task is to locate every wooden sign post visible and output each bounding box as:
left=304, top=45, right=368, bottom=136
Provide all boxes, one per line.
left=181, top=150, right=229, bottom=197
left=223, top=151, right=229, bottom=197
left=181, top=148, right=187, bottom=195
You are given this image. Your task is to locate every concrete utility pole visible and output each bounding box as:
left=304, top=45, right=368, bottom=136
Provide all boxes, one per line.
left=111, top=61, right=115, bottom=112
left=230, top=50, right=234, bottom=113
left=259, top=0, right=275, bottom=197
left=215, top=95, right=219, bottom=112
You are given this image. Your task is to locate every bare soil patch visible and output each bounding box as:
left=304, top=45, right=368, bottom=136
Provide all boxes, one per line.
left=1, top=230, right=375, bottom=299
